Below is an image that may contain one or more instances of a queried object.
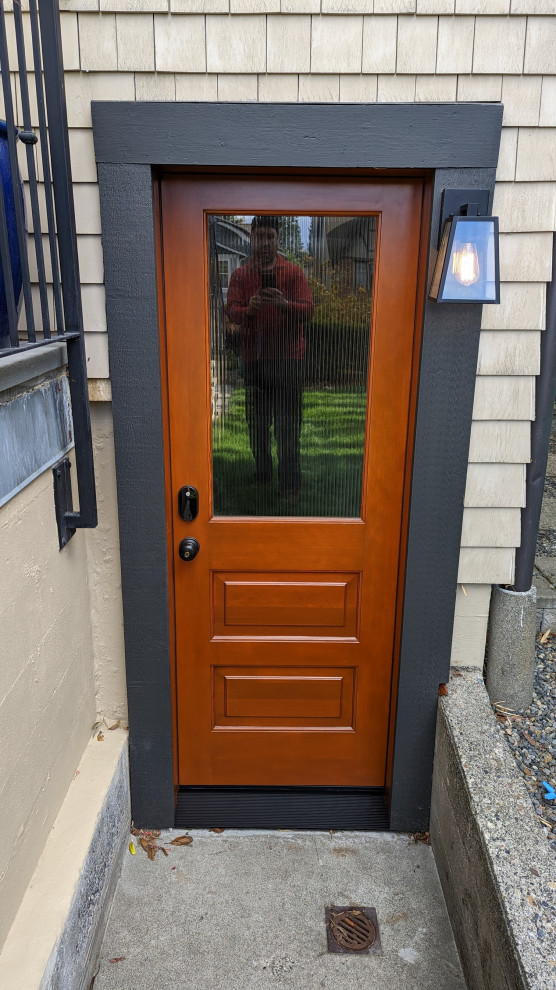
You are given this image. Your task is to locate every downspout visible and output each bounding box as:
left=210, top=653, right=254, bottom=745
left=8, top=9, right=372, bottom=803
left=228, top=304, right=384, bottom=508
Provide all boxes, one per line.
left=512, top=234, right=556, bottom=592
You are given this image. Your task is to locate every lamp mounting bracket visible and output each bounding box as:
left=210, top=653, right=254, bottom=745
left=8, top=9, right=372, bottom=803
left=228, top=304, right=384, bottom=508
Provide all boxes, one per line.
left=438, top=189, right=491, bottom=247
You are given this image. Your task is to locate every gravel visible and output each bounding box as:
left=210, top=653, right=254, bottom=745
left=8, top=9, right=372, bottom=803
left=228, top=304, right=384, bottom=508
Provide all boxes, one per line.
left=493, top=637, right=556, bottom=845
left=536, top=529, right=556, bottom=557
left=541, top=477, right=556, bottom=500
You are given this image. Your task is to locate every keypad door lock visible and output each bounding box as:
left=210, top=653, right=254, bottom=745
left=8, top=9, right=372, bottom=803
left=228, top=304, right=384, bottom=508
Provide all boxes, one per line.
left=178, top=486, right=199, bottom=522
left=179, top=537, right=200, bottom=562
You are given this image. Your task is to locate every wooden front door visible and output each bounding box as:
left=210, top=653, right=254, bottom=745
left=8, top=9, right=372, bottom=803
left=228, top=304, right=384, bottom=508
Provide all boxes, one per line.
left=160, top=175, right=423, bottom=790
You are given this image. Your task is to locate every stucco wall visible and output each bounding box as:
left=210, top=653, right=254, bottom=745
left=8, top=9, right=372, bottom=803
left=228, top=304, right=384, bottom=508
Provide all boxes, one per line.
left=0, top=453, right=96, bottom=947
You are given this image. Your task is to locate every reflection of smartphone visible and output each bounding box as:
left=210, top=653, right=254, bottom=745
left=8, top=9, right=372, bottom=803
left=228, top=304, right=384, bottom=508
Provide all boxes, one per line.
left=260, top=270, right=276, bottom=290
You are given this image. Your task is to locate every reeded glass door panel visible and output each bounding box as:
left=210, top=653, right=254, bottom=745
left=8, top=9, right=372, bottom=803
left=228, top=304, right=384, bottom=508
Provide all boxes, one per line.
left=209, top=214, right=376, bottom=517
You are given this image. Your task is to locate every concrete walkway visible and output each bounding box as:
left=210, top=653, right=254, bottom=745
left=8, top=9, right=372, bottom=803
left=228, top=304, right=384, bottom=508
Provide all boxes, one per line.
left=92, top=829, right=465, bottom=990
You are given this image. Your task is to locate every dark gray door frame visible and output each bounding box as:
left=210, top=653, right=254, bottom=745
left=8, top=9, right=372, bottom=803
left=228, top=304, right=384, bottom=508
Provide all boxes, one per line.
left=92, top=102, right=502, bottom=829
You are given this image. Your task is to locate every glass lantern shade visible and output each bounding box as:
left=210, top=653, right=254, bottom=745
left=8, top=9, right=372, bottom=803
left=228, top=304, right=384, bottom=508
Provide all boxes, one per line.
left=429, top=215, right=500, bottom=304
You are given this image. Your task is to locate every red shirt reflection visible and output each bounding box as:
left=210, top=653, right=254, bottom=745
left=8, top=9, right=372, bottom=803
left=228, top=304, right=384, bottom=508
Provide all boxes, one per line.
left=226, top=254, right=313, bottom=362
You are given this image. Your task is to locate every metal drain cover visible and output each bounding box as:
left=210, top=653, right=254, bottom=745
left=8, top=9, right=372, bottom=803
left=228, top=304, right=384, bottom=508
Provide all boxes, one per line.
left=325, top=906, right=381, bottom=955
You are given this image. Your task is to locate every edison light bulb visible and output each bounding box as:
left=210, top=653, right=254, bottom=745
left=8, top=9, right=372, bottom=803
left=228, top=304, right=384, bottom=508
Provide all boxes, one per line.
left=452, top=242, right=480, bottom=287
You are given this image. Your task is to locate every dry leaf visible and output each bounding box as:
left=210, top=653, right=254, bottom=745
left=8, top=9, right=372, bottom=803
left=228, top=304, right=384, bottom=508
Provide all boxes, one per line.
left=160, top=847, right=169, bottom=856
left=109, top=957, right=125, bottom=964
left=171, top=835, right=193, bottom=846
left=410, top=831, right=430, bottom=844
left=139, top=837, right=158, bottom=860
left=108, top=720, right=121, bottom=731
left=438, top=684, right=448, bottom=697
left=530, top=866, right=540, bottom=876
left=96, top=730, right=104, bottom=742
left=540, top=628, right=552, bottom=644
left=209, top=827, right=225, bottom=834
left=129, top=841, right=136, bottom=855
left=452, top=670, right=463, bottom=678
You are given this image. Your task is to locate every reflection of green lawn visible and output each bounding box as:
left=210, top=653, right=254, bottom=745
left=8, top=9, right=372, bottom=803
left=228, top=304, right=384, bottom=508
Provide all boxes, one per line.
left=213, top=387, right=366, bottom=517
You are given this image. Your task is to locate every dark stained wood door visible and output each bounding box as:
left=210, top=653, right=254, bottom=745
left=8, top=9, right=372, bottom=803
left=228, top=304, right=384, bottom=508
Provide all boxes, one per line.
left=160, top=175, right=423, bottom=787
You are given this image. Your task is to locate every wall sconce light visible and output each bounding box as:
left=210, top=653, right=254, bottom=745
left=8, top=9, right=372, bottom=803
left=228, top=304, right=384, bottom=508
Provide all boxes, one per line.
left=429, top=189, right=500, bottom=304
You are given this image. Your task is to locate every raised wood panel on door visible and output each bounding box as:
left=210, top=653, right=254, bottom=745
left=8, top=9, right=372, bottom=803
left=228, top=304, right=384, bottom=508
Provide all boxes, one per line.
left=212, top=572, right=359, bottom=639
left=161, top=175, right=423, bottom=787
left=213, top=666, right=356, bottom=728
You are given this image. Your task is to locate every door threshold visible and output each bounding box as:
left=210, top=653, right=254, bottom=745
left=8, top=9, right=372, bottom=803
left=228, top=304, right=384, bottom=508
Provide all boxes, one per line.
left=175, top=786, right=389, bottom=830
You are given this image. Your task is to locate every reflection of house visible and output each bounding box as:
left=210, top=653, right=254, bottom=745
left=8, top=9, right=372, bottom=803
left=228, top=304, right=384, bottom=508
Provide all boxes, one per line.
left=213, top=218, right=251, bottom=300
left=326, top=217, right=376, bottom=292
left=309, top=217, right=376, bottom=293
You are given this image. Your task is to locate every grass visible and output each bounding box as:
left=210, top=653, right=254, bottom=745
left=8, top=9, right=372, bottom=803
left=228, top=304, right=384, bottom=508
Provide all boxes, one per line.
left=212, top=386, right=366, bottom=517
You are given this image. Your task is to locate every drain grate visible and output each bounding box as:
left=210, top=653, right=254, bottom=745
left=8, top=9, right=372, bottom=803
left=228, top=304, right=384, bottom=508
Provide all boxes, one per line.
left=325, top=906, right=381, bottom=955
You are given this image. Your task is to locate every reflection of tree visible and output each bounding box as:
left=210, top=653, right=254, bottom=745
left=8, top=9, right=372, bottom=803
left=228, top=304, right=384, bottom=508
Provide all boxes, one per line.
left=278, top=216, right=303, bottom=260
left=304, top=262, right=372, bottom=388
left=308, top=261, right=372, bottom=324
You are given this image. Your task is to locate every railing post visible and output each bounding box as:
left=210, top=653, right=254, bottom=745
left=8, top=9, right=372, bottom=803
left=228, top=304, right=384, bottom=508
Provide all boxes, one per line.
left=39, top=0, right=97, bottom=529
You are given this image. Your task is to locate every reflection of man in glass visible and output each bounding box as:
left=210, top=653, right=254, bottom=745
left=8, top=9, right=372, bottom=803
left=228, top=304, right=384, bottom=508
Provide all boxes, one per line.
left=227, top=216, right=313, bottom=498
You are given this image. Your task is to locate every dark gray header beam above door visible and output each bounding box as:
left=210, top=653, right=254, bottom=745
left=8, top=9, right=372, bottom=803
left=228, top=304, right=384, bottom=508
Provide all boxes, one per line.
left=92, top=102, right=503, bottom=170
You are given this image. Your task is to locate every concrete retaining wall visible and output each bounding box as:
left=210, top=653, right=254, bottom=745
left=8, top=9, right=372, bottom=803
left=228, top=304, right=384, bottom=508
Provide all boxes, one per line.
left=431, top=670, right=554, bottom=990
left=0, top=730, right=129, bottom=990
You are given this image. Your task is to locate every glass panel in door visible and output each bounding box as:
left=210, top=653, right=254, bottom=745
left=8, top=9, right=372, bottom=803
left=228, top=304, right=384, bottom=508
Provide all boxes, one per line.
left=209, top=214, right=376, bottom=518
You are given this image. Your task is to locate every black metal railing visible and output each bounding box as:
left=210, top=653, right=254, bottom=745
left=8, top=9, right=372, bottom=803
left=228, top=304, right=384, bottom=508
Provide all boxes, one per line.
left=0, top=0, right=96, bottom=531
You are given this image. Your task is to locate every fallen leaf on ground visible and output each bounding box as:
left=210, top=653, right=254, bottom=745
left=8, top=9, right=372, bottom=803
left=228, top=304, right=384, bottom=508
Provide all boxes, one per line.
left=108, top=720, right=121, bottom=730
left=129, top=841, right=136, bottom=855
left=209, top=827, right=225, bottom=833
left=409, top=831, right=430, bottom=844
left=96, top=731, right=104, bottom=742
left=109, top=957, right=125, bottom=964
left=540, top=628, right=552, bottom=643
left=171, top=835, right=193, bottom=846
left=451, top=670, right=463, bottom=677
left=530, top=867, right=540, bottom=876
left=438, top=684, right=448, bottom=696
left=138, top=837, right=159, bottom=860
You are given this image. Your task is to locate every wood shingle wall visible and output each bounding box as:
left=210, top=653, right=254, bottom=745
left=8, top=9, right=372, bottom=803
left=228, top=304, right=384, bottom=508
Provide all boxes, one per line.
left=4, top=0, right=555, bottom=665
